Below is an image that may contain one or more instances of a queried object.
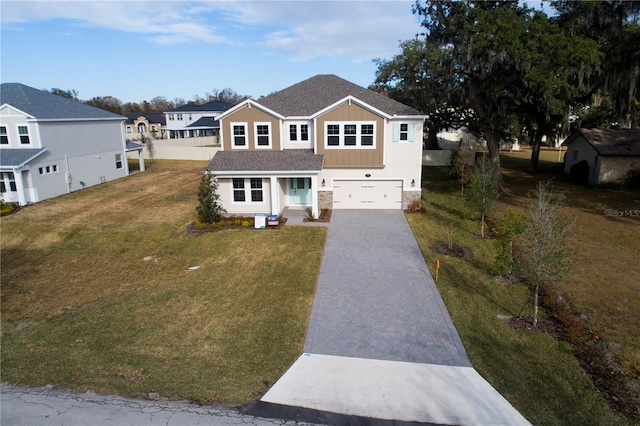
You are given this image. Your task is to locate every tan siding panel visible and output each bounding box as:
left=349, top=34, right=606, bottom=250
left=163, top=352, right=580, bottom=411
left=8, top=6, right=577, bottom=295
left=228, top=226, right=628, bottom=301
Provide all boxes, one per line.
left=222, top=105, right=281, bottom=151
left=316, top=102, right=384, bottom=167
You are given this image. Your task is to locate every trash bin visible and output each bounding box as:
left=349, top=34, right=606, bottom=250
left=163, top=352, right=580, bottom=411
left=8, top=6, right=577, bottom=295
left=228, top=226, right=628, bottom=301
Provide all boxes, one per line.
left=254, top=213, right=266, bottom=229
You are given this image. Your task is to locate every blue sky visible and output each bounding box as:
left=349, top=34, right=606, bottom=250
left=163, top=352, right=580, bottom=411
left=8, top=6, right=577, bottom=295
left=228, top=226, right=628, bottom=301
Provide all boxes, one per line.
left=1, top=1, right=426, bottom=103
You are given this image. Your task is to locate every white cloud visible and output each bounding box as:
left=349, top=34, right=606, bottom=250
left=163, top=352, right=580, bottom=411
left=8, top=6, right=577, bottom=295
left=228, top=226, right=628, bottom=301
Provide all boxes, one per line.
left=1, top=0, right=421, bottom=59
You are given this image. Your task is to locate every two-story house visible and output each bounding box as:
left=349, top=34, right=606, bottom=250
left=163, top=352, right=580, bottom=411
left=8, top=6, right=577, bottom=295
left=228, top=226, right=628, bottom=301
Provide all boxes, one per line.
left=124, top=113, right=166, bottom=140
left=0, top=83, right=137, bottom=205
left=165, top=101, right=234, bottom=139
left=206, top=75, right=426, bottom=218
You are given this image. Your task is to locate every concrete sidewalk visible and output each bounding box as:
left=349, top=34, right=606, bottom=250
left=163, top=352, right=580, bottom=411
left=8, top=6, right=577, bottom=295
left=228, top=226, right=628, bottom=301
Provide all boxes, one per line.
left=260, top=210, right=530, bottom=425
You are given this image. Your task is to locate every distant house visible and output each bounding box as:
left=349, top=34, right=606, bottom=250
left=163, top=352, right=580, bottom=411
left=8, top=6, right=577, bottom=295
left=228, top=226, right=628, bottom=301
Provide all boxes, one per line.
left=164, top=101, right=234, bottom=139
left=124, top=113, right=166, bottom=140
left=0, top=83, right=142, bottom=205
left=562, top=128, right=640, bottom=184
left=207, top=74, right=426, bottom=217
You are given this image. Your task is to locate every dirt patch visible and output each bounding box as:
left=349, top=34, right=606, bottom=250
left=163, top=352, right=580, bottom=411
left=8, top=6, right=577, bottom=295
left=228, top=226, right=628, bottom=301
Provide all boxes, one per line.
left=430, top=244, right=472, bottom=258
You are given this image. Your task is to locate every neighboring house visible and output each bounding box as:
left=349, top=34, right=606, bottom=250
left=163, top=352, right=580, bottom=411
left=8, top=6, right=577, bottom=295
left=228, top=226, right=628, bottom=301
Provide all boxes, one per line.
left=0, top=83, right=142, bottom=205
left=562, top=128, right=640, bottom=185
left=206, top=74, right=426, bottom=217
left=124, top=113, right=166, bottom=140
left=165, top=101, right=234, bottom=139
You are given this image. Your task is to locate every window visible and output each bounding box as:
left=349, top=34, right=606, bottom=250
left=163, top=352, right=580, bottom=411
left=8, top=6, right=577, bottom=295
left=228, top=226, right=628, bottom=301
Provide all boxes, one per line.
left=18, top=126, right=30, bottom=144
left=188, top=114, right=192, bottom=121
left=572, top=150, right=578, bottom=161
left=232, top=178, right=264, bottom=203
left=177, top=113, right=183, bottom=120
left=233, top=178, right=245, bottom=202
left=255, top=123, right=271, bottom=147
left=137, top=123, right=146, bottom=134
left=344, top=124, right=357, bottom=146
left=232, top=123, right=247, bottom=147
left=1, top=126, right=8, bottom=144
left=2, top=173, right=17, bottom=192
left=289, top=124, right=309, bottom=142
left=126, top=126, right=132, bottom=134
left=115, top=153, right=123, bottom=169
left=361, top=124, right=374, bottom=146
left=250, top=178, right=263, bottom=202
left=392, top=123, right=415, bottom=142
left=46, top=166, right=51, bottom=173
left=327, top=124, right=340, bottom=146
left=39, top=167, right=44, bottom=175
left=53, top=165, right=58, bottom=172
left=168, top=114, right=174, bottom=121
left=325, top=122, right=376, bottom=148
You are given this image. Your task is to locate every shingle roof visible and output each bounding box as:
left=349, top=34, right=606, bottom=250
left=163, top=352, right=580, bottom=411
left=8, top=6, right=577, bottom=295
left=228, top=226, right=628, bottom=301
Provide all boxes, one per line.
left=564, top=128, right=640, bottom=156
left=207, top=150, right=324, bottom=173
left=167, top=100, right=234, bottom=113
left=0, top=148, right=47, bottom=167
left=187, top=117, right=220, bottom=129
left=125, top=113, right=166, bottom=125
left=255, top=74, right=424, bottom=117
left=0, top=83, right=124, bottom=120
left=125, top=141, right=144, bottom=151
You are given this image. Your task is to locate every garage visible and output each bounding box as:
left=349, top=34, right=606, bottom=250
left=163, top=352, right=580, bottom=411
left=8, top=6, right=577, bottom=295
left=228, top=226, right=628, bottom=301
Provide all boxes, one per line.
left=332, top=180, right=403, bottom=209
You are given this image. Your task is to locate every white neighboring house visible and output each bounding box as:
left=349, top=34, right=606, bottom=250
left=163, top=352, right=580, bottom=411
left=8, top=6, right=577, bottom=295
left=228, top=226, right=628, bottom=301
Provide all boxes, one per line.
left=207, top=74, right=427, bottom=217
left=0, top=83, right=143, bottom=205
left=164, top=100, right=234, bottom=139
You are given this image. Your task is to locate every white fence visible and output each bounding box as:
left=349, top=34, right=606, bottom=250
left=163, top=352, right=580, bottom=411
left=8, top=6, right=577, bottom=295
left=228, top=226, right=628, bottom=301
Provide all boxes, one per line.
left=423, top=150, right=453, bottom=166
left=128, top=145, right=221, bottom=161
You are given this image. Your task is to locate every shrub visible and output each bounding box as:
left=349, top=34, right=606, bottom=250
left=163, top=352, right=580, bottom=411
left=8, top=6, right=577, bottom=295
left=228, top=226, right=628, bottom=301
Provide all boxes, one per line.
left=242, top=220, right=250, bottom=227
left=493, top=209, right=526, bottom=276
left=196, top=173, right=226, bottom=224
left=1, top=203, right=16, bottom=216
left=194, top=218, right=207, bottom=230
left=234, top=219, right=242, bottom=226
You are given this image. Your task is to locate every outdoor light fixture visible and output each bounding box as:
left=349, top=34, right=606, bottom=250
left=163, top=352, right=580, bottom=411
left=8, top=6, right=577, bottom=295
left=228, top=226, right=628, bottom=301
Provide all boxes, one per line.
left=411, top=179, right=416, bottom=187
left=322, top=179, right=325, bottom=187
left=365, top=174, right=371, bottom=178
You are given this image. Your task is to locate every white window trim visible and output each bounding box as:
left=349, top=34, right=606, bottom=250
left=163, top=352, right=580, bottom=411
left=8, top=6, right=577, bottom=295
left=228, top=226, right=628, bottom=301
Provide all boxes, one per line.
left=287, top=122, right=310, bottom=143
left=254, top=122, right=272, bottom=149
left=231, top=122, right=249, bottom=149
left=324, top=121, right=376, bottom=149
left=392, top=122, right=416, bottom=143
left=115, top=153, right=123, bottom=169
left=230, top=178, right=266, bottom=204
left=0, top=126, right=9, bottom=144
left=16, top=124, right=31, bottom=145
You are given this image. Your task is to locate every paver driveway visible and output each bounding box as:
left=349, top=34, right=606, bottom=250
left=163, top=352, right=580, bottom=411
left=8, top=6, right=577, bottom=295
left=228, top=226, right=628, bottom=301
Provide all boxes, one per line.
left=303, top=210, right=471, bottom=367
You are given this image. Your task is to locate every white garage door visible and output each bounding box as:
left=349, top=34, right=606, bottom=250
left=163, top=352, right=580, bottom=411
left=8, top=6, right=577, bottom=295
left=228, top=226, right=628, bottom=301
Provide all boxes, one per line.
left=333, top=180, right=403, bottom=209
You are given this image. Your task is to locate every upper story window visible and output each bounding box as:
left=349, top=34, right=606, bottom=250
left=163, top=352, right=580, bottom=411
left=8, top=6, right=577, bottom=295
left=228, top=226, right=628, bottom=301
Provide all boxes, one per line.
left=18, top=126, right=30, bottom=144
left=0, top=126, right=8, bottom=144
left=325, top=122, right=376, bottom=149
left=289, top=124, right=309, bottom=142
left=392, top=123, right=416, bottom=142
left=168, top=114, right=174, bottom=121
left=232, top=123, right=247, bottom=148
left=126, top=126, right=132, bottom=134
left=188, top=114, right=192, bottom=121
left=177, top=113, right=183, bottom=120
left=115, top=153, right=123, bottom=169
left=255, top=123, right=271, bottom=148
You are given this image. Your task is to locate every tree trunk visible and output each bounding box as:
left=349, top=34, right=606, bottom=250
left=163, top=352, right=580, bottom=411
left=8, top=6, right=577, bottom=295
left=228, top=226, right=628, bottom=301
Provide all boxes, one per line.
left=528, top=129, right=544, bottom=173
left=483, top=126, right=504, bottom=188
left=532, top=283, right=539, bottom=328
left=480, top=212, right=485, bottom=238
left=426, top=128, right=439, bottom=150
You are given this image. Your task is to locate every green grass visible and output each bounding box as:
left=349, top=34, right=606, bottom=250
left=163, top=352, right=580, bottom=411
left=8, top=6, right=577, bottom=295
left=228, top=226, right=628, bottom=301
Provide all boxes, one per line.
left=410, top=154, right=635, bottom=425
left=1, top=161, right=326, bottom=405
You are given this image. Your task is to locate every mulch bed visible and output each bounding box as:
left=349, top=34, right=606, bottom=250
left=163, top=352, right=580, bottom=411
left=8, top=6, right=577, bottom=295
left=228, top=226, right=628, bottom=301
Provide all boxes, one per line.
left=508, top=288, right=640, bottom=421
left=302, top=209, right=332, bottom=223
left=430, top=244, right=472, bottom=258
left=187, top=217, right=288, bottom=237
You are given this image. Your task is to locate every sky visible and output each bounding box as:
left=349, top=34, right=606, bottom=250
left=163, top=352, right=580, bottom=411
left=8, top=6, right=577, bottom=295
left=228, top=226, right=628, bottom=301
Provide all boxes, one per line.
left=1, top=0, right=427, bottom=103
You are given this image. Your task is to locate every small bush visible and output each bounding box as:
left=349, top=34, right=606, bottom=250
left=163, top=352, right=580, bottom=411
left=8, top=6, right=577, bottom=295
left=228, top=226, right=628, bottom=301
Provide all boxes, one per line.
left=194, top=218, right=207, bottom=230
left=1, top=203, right=16, bottom=216
left=242, top=220, right=250, bottom=227
left=234, top=219, right=242, bottom=226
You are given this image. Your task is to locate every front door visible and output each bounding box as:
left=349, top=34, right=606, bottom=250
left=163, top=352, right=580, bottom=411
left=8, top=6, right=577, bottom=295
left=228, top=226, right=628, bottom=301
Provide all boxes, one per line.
left=289, top=177, right=311, bottom=206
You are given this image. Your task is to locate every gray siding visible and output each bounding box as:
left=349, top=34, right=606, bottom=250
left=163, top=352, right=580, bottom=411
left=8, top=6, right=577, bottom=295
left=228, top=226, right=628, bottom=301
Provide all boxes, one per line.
left=38, top=120, right=125, bottom=158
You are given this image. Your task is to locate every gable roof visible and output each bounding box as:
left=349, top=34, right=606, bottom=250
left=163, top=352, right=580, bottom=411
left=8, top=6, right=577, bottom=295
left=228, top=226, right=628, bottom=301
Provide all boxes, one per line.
left=255, top=74, right=424, bottom=117
left=563, top=128, right=640, bottom=156
left=207, top=150, right=324, bottom=173
left=186, top=117, right=220, bottom=129
left=0, top=83, right=124, bottom=120
left=167, top=100, right=234, bottom=113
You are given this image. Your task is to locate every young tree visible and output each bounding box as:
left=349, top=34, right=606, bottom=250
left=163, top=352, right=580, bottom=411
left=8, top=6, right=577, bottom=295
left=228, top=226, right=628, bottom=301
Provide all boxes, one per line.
left=465, top=155, right=499, bottom=237
left=514, top=181, right=571, bottom=327
left=196, top=172, right=225, bottom=224
left=450, top=145, right=472, bottom=197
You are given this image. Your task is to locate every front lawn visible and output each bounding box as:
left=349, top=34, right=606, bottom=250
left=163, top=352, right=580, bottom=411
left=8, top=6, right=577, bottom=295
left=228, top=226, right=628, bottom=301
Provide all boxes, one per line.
left=0, top=161, right=326, bottom=405
left=408, top=148, right=638, bottom=425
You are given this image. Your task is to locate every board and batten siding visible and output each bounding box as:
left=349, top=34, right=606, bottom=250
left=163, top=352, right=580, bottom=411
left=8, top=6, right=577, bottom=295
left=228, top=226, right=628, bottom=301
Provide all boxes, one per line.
left=315, top=102, right=384, bottom=168
left=221, top=105, right=281, bottom=151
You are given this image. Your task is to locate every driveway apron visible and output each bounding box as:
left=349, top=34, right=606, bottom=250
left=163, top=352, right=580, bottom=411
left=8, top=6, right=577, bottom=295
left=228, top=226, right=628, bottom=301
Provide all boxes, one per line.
left=303, top=210, right=470, bottom=367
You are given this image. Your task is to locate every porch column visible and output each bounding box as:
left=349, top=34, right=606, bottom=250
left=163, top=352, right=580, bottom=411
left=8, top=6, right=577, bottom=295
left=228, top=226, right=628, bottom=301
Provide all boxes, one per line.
left=310, top=175, right=319, bottom=218
left=138, top=150, right=146, bottom=172
left=270, top=176, right=279, bottom=215
left=14, top=169, right=27, bottom=206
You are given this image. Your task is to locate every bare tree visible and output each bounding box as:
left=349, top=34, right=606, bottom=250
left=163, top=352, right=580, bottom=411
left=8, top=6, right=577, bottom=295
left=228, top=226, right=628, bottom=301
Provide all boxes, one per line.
left=514, top=181, right=571, bottom=327
left=465, top=155, right=499, bottom=237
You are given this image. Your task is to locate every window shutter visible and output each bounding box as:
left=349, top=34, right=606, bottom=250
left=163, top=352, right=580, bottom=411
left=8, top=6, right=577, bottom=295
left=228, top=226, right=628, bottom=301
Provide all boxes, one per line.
left=392, top=123, right=400, bottom=142
left=408, top=123, right=415, bottom=142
